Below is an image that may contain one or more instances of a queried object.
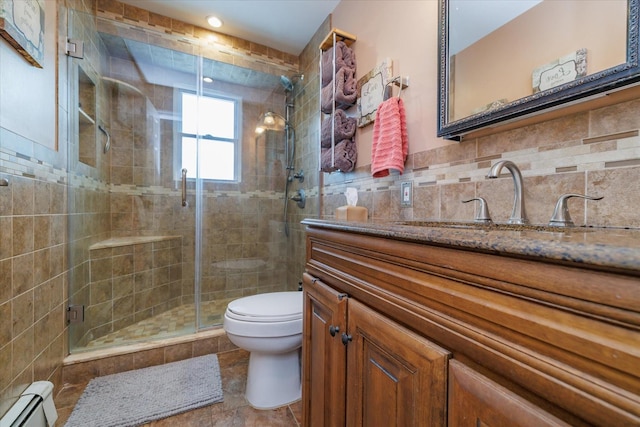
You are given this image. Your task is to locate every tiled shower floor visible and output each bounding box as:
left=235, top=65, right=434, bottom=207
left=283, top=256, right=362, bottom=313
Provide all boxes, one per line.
left=80, top=299, right=235, bottom=351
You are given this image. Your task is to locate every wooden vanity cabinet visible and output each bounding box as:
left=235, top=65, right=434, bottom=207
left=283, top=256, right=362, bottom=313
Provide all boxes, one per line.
left=302, top=277, right=347, bottom=427
left=302, top=273, right=450, bottom=427
left=302, top=225, right=640, bottom=426
left=448, top=360, right=571, bottom=426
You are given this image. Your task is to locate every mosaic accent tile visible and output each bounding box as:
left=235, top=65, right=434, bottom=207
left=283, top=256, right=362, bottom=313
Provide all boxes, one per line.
left=80, top=300, right=234, bottom=351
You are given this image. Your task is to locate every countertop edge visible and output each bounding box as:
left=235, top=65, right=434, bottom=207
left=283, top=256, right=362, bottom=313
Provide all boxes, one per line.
left=301, top=219, right=640, bottom=275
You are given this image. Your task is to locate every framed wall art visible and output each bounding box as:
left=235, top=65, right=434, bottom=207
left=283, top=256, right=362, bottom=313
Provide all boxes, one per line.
left=0, top=0, right=45, bottom=67
left=356, top=58, right=392, bottom=127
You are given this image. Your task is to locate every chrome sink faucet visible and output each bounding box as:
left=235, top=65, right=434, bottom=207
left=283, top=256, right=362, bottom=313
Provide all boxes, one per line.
left=487, top=160, right=527, bottom=224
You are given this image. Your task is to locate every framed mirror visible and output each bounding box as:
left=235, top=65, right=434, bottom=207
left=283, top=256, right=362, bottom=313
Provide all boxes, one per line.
left=438, top=0, right=640, bottom=140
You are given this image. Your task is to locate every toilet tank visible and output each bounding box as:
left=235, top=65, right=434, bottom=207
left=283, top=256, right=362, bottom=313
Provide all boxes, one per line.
left=0, top=381, right=58, bottom=427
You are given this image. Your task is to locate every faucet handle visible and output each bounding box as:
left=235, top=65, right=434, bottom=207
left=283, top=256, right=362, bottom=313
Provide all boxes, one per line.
left=462, top=197, right=492, bottom=224
left=548, top=194, right=603, bottom=227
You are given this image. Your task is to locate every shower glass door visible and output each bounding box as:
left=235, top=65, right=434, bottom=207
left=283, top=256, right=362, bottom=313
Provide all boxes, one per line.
left=67, top=8, right=290, bottom=353
left=66, top=9, right=202, bottom=352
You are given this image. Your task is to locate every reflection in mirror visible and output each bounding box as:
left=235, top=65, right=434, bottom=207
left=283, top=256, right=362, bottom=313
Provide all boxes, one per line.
left=438, top=0, right=638, bottom=140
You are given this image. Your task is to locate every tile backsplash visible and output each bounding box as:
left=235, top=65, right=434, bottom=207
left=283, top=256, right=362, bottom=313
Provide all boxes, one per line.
left=320, top=101, right=640, bottom=229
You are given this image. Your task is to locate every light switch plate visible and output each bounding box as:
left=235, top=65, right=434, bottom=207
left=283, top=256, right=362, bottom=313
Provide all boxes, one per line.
left=401, top=181, right=412, bottom=207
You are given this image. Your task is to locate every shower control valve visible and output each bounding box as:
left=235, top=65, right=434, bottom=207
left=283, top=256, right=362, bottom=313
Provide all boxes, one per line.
left=290, top=189, right=306, bottom=209
left=289, top=169, right=304, bottom=183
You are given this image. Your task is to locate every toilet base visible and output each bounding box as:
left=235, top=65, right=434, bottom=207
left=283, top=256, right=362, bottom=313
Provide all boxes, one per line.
left=245, top=348, right=301, bottom=409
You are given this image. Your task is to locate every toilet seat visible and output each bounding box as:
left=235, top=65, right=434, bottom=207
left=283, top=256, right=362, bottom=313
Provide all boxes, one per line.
left=226, top=292, right=302, bottom=323
left=222, top=291, right=304, bottom=408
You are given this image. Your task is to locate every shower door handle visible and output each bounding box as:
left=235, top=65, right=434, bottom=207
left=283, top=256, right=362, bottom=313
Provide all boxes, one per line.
left=181, top=168, right=188, bottom=207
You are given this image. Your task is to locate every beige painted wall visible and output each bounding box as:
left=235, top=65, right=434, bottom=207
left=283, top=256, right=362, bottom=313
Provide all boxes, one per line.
left=452, top=0, right=627, bottom=120
left=331, top=0, right=628, bottom=162
left=0, top=0, right=57, bottom=150
left=324, top=0, right=639, bottom=229
left=331, top=0, right=453, bottom=168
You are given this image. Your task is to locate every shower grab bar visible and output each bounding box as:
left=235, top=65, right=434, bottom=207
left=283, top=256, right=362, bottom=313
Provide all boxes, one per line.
left=99, top=125, right=111, bottom=153
left=181, top=168, right=188, bottom=207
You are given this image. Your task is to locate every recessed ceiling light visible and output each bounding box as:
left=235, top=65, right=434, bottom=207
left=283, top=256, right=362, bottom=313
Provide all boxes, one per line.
left=206, top=15, right=222, bottom=28
left=203, top=76, right=213, bottom=83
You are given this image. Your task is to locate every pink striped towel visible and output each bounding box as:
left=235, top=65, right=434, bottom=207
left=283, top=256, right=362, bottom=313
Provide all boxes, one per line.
left=371, top=97, right=408, bottom=178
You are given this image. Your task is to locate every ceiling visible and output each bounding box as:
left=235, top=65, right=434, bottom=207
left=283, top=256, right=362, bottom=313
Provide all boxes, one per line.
left=119, top=0, right=340, bottom=56
left=449, top=0, right=541, bottom=54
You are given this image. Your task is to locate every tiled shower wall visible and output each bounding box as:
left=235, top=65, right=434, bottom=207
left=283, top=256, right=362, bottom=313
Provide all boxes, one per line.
left=1, top=0, right=301, bottom=414
left=285, top=18, right=330, bottom=287
left=66, top=0, right=299, bottom=350
left=72, top=237, right=183, bottom=349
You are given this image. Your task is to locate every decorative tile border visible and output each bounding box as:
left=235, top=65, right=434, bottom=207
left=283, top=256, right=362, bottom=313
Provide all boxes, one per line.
left=321, top=130, right=640, bottom=227
left=97, top=0, right=298, bottom=76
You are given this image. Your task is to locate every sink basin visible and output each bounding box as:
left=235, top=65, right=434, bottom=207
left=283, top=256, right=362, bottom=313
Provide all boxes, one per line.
left=394, top=221, right=575, bottom=233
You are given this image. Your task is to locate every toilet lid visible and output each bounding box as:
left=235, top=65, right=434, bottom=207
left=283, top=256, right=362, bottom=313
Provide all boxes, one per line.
left=226, top=292, right=303, bottom=322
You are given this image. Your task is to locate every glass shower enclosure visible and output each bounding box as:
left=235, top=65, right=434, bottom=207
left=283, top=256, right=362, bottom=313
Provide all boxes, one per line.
left=66, top=9, right=293, bottom=353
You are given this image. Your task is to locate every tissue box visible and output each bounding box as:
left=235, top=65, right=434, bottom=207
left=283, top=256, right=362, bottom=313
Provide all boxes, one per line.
left=335, top=206, right=368, bottom=222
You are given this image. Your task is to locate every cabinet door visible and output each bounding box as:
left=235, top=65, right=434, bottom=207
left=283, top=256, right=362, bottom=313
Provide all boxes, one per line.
left=345, top=298, right=450, bottom=427
left=448, top=360, right=571, bottom=427
left=302, top=273, right=348, bottom=427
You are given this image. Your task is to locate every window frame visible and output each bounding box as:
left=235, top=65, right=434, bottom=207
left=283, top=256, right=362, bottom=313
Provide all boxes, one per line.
left=174, top=89, right=242, bottom=183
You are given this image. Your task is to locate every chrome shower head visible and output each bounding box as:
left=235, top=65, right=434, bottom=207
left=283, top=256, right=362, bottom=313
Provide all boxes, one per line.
left=280, top=74, right=304, bottom=92
left=280, top=75, right=294, bottom=92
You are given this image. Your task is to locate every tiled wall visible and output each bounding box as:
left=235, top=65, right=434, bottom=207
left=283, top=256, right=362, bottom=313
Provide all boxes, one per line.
left=65, top=0, right=297, bottom=351
left=284, top=18, right=330, bottom=287
left=0, top=0, right=302, bottom=415
left=319, top=105, right=640, bottom=229
left=286, top=15, right=640, bottom=290
left=96, top=0, right=299, bottom=73
left=0, top=0, right=73, bottom=415
left=5, top=0, right=635, bottom=418
left=66, top=2, right=113, bottom=356
left=70, top=237, right=183, bottom=349
left=0, top=172, right=68, bottom=417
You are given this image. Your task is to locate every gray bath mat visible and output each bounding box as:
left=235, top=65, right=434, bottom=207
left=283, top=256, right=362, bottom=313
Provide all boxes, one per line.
left=65, top=354, right=223, bottom=427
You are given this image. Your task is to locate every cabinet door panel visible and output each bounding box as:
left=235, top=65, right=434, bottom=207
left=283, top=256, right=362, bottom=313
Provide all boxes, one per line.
left=302, top=273, right=348, bottom=427
left=346, top=298, right=450, bottom=427
left=448, top=360, right=571, bottom=427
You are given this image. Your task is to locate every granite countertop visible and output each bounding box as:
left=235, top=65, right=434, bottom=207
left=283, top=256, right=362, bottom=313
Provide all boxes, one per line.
left=301, top=218, right=640, bottom=274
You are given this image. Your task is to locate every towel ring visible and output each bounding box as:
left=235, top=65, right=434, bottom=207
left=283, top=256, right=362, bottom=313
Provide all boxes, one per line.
left=385, top=76, right=409, bottom=99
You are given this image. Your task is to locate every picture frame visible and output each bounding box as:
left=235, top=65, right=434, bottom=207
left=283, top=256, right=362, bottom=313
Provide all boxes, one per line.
left=356, top=58, right=392, bottom=127
left=532, top=48, right=587, bottom=93
left=0, top=0, right=45, bottom=68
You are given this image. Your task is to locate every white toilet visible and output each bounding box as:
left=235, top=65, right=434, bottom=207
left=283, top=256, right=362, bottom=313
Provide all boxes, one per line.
left=223, top=291, right=303, bottom=409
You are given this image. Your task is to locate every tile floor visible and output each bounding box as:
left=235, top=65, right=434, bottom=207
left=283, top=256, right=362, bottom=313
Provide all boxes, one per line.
left=55, top=348, right=302, bottom=426
left=78, top=300, right=235, bottom=352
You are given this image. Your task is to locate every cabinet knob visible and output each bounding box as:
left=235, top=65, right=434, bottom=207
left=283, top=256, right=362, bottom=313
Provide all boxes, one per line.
left=341, top=333, right=352, bottom=346
left=329, top=325, right=340, bottom=336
